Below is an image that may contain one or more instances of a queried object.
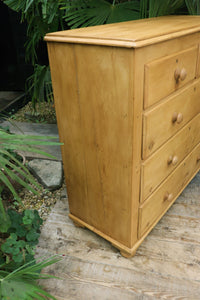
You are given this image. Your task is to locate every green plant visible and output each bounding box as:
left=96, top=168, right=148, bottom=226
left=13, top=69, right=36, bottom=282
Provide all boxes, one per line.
left=185, top=0, right=200, bottom=14
left=61, top=0, right=189, bottom=28
left=147, top=0, right=185, bottom=18
left=0, top=127, right=60, bottom=272
left=26, top=64, right=53, bottom=110
left=3, top=0, right=65, bottom=106
left=0, top=209, right=43, bottom=269
left=3, top=0, right=199, bottom=107
left=62, top=0, right=140, bottom=28
left=4, top=0, right=64, bottom=64
left=0, top=127, right=62, bottom=299
left=0, top=255, right=61, bottom=300
left=0, top=127, right=59, bottom=212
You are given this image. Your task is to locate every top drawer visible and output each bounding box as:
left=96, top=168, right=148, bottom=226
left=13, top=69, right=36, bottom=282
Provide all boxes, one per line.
left=144, top=46, right=198, bottom=108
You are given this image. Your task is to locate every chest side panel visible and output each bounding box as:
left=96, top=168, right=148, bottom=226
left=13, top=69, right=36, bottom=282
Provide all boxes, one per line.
left=48, top=42, right=136, bottom=247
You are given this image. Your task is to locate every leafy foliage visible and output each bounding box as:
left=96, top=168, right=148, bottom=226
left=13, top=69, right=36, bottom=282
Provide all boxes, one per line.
left=4, top=0, right=64, bottom=64
left=0, top=127, right=60, bottom=211
left=147, top=0, right=185, bottom=18
left=0, top=126, right=62, bottom=298
left=62, top=0, right=140, bottom=28
left=3, top=0, right=65, bottom=106
left=26, top=64, right=53, bottom=110
left=1, top=209, right=43, bottom=269
left=0, top=209, right=11, bottom=234
left=0, top=255, right=61, bottom=300
left=185, top=0, right=200, bottom=15
left=62, top=0, right=191, bottom=28
left=4, top=0, right=199, bottom=106
left=4, top=0, right=200, bottom=59
left=0, top=210, right=61, bottom=299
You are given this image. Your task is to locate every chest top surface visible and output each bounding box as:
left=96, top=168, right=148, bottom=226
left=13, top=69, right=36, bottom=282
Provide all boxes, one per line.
left=45, top=15, right=200, bottom=47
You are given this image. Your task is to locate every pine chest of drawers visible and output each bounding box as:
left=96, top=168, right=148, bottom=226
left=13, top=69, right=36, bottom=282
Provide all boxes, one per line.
left=45, top=16, right=200, bottom=257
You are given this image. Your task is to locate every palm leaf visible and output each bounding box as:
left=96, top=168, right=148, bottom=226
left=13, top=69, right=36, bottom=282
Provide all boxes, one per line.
left=0, top=130, right=58, bottom=141
left=0, top=128, right=62, bottom=212
left=3, top=144, right=58, bottom=159
left=185, top=0, right=200, bottom=15
left=3, top=0, right=27, bottom=11
left=149, top=0, right=185, bottom=17
left=107, top=2, right=140, bottom=23
left=9, top=255, right=61, bottom=277
left=26, top=64, right=53, bottom=108
left=0, top=169, right=20, bottom=202
left=0, top=149, right=39, bottom=187
left=140, top=0, right=148, bottom=18
left=2, top=164, right=38, bottom=195
left=63, top=0, right=140, bottom=28
left=0, top=129, right=60, bottom=160
left=0, top=256, right=61, bottom=300
left=0, top=201, right=12, bottom=233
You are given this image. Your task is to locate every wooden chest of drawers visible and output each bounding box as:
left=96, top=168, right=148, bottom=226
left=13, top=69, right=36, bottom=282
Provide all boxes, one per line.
left=45, top=16, right=200, bottom=257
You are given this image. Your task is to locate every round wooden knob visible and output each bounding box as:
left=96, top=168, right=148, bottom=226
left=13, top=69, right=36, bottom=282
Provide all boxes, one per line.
left=197, top=157, right=200, bottom=163
left=167, top=155, right=173, bottom=165
left=172, top=156, right=178, bottom=165
left=163, top=192, right=173, bottom=202
left=172, top=112, right=178, bottom=123
left=180, top=68, right=187, bottom=81
left=174, top=68, right=180, bottom=81
left=172, top=112, right=183, bottom=123
left=174, top=68, right=187, bottom=82
left=168, top=155, right=178, bottom=165
left=177, top=113, right=183, bottom=123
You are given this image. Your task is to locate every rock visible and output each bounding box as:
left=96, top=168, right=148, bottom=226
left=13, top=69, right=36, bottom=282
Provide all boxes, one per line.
left=28, top=159, right=63, bottom=191
left=61, top=187, right=68, bottom=199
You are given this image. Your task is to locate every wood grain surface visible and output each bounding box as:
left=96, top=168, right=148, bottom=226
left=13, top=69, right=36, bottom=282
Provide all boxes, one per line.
left=46, top=16, right=200, bottom=258
left=45, top=15, right=200, bottom=48
left=144, top=46, right=198, bottom=107
left=143, top=79, right=200, bottom=159
left=36, top=171, right=200, bottom=300
left=139, top=142, right=200, bottom=237
left=141, top=113, right=200, bottom=201
left=48, top=43, right=136, bottom=248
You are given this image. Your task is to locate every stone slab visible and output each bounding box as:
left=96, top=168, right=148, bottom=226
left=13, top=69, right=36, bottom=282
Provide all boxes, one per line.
left=0, top=120, right=59, bottom=136
left=0, top=91, right=25, bottom=112
left=28, top=159, right=63, bottom=190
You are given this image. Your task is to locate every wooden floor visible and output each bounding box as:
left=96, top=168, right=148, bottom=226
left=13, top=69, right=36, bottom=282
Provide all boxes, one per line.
left=36, top=171, right=200, bottom=300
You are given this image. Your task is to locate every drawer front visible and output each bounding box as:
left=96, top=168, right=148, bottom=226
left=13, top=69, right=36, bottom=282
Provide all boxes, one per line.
left=144, top=46, right=198, bottom=108
left=138, top=142, right=200, bottom=238
left=143, top=79, right=200, bottom=159
left=141, top=113, right=200, bottom=202
left=197, top=44, right=200, bottom=78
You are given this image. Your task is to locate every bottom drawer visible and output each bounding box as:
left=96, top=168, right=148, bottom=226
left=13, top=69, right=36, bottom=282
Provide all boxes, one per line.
left=138, top=142, right=200, bottom=238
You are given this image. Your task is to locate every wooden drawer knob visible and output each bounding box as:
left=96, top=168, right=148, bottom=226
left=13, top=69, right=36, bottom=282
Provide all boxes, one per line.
left=174, top=68, right=181, bottom=81
left=168, top=155, right=178, bottom=165
left=172, top=112, right=183, bottom=124
left=180, top=68, right=187, bottom=81
left=174, top=68, right=187, bottom=82
left=197, top=157, right=200, bottom=163
left=163, top=192, right=173, bottom=202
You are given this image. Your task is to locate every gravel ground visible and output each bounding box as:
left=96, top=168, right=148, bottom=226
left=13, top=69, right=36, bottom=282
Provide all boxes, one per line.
left=17, top=181, right=67, bottom=221
left=3, top=176, right=67, bottom=222
left=9, top=101, right=57, bottom=124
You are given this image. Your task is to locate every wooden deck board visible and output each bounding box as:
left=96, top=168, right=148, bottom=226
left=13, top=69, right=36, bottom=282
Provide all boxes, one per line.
left=36, top=171, right=200, bottom=299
